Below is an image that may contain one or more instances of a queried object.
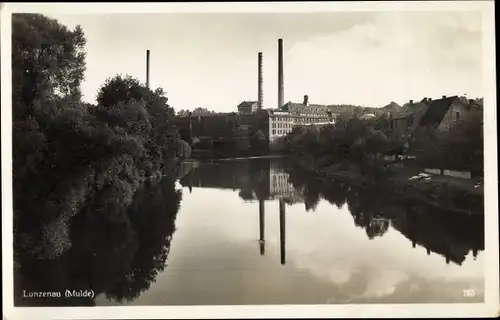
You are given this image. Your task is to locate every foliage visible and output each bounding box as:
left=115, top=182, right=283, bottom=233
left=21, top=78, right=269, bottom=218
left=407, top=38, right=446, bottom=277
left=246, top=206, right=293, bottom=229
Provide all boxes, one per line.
left=176, top=107, right=215, bottom=117
left=13, top=13, right=183, bottom=267
left=12, top=13, right=87, bottom=209
left=286, top=117, right=393, bottom=166
left=12, top=14, right=86, bottom=114
left=250, top=129, right=268, bottom=155
left=411, top=108, right=483, bottom=173
left=287, top=100, right=484, bottom=176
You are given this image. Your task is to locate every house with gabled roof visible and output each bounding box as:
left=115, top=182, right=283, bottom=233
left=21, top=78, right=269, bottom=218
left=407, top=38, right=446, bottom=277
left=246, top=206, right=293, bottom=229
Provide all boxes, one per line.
left=237, top=101, right=260, bottom=113
left=431, top=96, right=470, bottom=131
left=389, top=95, right=470, bottom=136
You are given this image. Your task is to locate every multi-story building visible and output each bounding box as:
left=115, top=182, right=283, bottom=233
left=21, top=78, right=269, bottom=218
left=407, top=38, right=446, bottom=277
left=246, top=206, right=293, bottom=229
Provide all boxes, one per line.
left=268, top=95, right=337, bottom=145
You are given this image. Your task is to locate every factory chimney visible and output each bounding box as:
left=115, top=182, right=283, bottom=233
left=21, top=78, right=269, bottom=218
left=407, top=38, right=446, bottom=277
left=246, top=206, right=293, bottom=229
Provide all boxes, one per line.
left=258, top=52, right=263, bottom=110
left=146, top=49, right=150, bottom=89
left=278, top=39, right=284, bottom=109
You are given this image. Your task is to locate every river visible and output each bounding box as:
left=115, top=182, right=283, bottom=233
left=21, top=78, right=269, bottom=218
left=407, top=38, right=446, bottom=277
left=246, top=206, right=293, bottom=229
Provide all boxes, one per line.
left=15, top=157, right=484, bottom=306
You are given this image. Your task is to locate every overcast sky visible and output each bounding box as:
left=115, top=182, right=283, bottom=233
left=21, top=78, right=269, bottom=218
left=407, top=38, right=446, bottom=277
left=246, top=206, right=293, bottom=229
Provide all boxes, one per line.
left=49, top=11, right=483, bottom=112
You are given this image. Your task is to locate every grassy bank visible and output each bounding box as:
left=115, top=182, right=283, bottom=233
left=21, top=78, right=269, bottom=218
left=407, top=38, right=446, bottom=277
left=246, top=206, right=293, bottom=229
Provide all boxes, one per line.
left=292, top=156, right=483, bottom=215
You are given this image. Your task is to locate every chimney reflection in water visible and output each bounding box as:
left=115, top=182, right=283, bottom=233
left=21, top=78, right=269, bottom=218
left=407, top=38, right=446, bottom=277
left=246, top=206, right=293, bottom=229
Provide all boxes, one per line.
left=259, top=199, right=265, bottom=255
left=279, top=199, right=286, bottom=265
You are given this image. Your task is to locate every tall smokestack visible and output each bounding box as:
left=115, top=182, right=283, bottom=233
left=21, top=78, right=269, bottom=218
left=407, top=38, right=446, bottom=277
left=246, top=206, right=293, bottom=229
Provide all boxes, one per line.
left=258, top=52, right=263, bottom=110
left=146, top=49, right=150, bottom=88
left=278, top=39, right=284, bottom=109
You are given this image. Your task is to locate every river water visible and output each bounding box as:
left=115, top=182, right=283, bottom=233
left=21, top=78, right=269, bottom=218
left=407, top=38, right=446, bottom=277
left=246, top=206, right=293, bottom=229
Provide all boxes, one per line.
left=15, top=157, right=484, bottom=306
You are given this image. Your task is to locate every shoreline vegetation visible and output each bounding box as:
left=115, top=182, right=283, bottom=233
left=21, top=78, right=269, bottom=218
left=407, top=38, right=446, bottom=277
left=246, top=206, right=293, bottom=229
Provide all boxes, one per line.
left=290, top=156, right=483, bottom=215
left=181, top=153, right=483, bottom=215
left=283, top=100, right=484, bottom=216
left=12, top=14, right=188, bottom=263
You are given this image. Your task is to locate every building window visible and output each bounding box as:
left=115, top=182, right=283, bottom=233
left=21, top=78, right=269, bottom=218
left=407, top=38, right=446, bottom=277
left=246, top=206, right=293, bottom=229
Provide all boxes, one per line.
left=272, top=129, right=276, bottom=135
left=456, top=112, right=460, bottom=120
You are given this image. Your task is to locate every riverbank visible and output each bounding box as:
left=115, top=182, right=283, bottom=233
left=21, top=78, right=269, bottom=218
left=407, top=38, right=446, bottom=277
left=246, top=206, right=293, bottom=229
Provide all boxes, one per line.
left=188, top=152, right=288, bottom=162
left=201, top=154, right=287, bottom=162
left=292, top=157, right=484, bottom=215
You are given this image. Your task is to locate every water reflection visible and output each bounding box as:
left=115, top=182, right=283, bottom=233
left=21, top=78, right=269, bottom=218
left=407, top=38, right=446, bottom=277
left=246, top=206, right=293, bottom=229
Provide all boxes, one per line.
left=15, top=157, right=485, bottom=306
left=179, top=157, right=484, bottom=268
left=14, top=177, right=182, bottom=306
left=153, top=157, right=482, bottom=304
left=103, top=156, right=482, bottom=304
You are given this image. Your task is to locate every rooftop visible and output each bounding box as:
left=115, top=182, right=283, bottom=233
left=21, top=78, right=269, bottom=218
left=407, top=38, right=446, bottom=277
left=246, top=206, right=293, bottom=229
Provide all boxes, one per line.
left=419, top=96, right=458, bottom=128
left=237, top=101, right=258, bottom=108
left=391, top=112, right=414, bottom=120
left=281, top=101, right=330, bottom=114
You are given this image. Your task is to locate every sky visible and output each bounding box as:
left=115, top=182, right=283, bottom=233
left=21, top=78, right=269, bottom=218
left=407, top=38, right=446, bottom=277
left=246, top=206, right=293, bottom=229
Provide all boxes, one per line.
left=49, top=11, right=483, bottom=112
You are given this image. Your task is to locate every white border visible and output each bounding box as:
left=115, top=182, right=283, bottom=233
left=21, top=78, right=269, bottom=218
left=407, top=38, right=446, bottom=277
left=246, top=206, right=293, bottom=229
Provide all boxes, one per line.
left=1, top=2, right=498, bottom=319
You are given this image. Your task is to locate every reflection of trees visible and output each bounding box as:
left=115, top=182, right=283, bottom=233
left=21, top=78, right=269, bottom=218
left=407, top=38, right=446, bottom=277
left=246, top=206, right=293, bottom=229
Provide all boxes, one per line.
left=179, top=161, right=250, bottom=190
left=181, top=157, right=483, bottom=267
left=319, top=181, right=348, bottom=209
left=286, top=166, right=320, bottom=211
left=105, top=178, right=182, bottom=302
left=286, top=166, right=484, bottom=265
left=179, top=158, right=271, bottom=201
left=249, top=158, right=272, bottom=200
left=14, top=178, right=182, bottom=306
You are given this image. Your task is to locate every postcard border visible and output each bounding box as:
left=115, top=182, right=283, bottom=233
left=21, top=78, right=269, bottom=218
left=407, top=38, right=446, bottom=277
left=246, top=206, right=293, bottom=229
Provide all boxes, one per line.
left=1, top=2, right=498, bottom=319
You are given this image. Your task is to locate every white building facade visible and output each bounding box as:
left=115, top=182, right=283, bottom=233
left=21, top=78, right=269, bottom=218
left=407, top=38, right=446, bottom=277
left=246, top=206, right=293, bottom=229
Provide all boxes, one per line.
left=268, top=110, right=337, bottom=142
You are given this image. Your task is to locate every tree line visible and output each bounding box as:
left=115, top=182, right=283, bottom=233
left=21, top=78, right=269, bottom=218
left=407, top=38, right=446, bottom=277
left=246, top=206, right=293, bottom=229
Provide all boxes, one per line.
left=285, top=101, right=484, bottom=177
left=12, top=14, right=185, bottom=261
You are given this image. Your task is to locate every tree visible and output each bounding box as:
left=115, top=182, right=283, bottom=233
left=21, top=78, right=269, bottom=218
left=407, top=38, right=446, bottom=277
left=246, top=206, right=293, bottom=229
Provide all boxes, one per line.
left=250, top=130, right=267, bottom=154
left=12, top=14, right=87, bottom=220
left=12, top=14, right=184, bottom=266
left=12, top=14, right=86, bottom=116
left=191, top=107, right=214, bottom=116
left=96, top=75, right=179, bottom=172
left=176, top=109, right=190, bottom=117
left=352, top=106, right=364, bottom=119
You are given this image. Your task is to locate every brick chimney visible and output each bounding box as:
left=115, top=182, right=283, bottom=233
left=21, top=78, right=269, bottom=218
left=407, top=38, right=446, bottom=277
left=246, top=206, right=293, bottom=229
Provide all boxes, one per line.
left=258, top=52, right=263, bottom=110
left=409, top=99, right=413, bottom=105
left=442, top=95, right=447, bottom=99
left=278, top=39, right=284, bottom=109
left=146, top=49, right=150, bottom=89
